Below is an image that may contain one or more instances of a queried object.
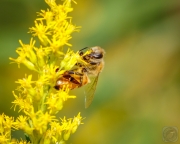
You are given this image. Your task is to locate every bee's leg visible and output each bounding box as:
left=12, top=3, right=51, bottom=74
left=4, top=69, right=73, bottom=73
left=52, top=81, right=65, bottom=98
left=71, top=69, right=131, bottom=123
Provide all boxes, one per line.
left=89, top=52, right=103, bottom=59
left=75, top=62, right=83, bottom=67
left=55, top=67, right=59, bottom=72
left=82, top=67, right=88, bottom=73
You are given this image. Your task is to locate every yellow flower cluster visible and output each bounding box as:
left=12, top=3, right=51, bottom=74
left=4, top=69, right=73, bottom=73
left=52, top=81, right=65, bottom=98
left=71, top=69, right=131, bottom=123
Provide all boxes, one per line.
left=1, top=0, right=84, bottom=143
left=0, top=114, right=15, bottom=143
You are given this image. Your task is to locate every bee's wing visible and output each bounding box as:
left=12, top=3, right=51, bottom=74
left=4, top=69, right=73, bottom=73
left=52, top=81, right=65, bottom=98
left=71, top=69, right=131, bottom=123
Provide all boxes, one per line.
left=84, top=73, right=100, bottom=108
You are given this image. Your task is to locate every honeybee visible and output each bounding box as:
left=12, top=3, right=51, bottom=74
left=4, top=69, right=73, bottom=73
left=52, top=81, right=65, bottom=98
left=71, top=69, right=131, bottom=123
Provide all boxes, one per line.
left=54, top=46, right=105, bottom=108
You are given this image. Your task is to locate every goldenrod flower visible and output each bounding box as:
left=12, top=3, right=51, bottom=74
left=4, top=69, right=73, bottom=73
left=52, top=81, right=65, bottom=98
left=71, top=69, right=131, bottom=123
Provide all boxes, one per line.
left=0, top=114, right=16, bottom=144
left=9, top=39, right=37, bottom=71
left=46, top=87, right=76, bottom=114
left=7, top=0, right=85, bottom=143
left=60, top=113, right=83, bottom=141
left=15, top=115, right=33, bottom=136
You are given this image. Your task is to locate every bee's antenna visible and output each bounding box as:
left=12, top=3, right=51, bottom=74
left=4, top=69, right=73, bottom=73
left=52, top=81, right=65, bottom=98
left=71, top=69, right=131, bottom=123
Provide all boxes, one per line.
left=78, top=47, right=89, bottom=55
left=79, top=47, right=89, bottom=52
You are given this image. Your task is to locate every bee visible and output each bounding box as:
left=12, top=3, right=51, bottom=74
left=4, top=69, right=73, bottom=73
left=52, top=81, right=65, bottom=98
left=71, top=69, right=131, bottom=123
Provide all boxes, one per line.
left=54, top=46, right=105, bottom=108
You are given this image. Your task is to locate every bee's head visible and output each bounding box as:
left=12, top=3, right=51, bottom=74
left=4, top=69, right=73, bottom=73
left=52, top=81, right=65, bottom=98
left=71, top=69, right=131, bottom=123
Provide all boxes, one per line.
left=90, top=46, right=105, bottom=59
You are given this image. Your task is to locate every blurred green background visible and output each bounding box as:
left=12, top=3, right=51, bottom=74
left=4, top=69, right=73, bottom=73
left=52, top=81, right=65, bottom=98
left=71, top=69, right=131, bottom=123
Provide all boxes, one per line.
left=1, top=0, right=180, bottom=143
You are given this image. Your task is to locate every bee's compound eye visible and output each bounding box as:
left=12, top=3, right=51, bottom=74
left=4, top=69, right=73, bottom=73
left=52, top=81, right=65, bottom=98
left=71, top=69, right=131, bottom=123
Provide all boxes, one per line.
left=96, top=53, right=103, bottom=59
left=90, top=53, right=103, bottom=59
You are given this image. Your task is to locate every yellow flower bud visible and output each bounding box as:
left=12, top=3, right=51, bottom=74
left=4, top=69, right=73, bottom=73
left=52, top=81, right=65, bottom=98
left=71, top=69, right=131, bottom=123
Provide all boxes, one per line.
left=63, top=131, right=70, bottom=141
left=23, top=59, right=37, bottom=71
